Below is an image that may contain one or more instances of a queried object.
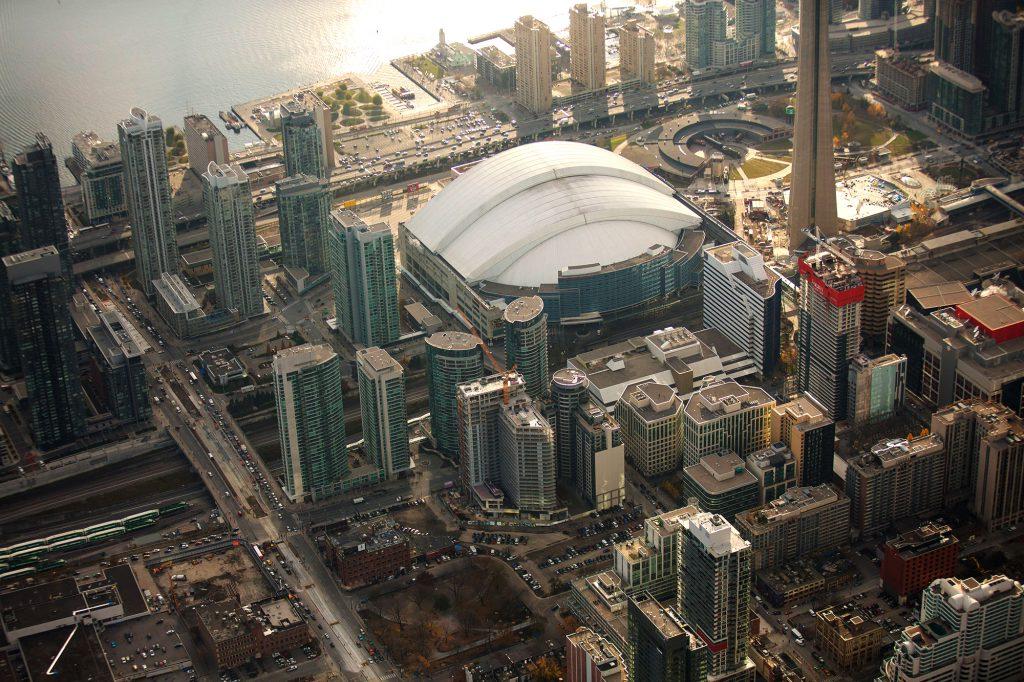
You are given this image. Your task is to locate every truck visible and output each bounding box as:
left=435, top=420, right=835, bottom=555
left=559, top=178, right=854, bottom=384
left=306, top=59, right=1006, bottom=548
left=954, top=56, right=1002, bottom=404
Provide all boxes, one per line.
left=171, top=574, right=187, bottom=582
left=791, top=628, right=802, bottom=640
left=188, top=371, right=199, bottom=383
left=352, top=497, right=365, bottom=504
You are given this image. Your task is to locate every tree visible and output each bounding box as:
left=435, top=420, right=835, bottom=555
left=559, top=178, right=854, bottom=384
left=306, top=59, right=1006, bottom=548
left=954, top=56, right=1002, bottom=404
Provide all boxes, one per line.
left=342, top=102, right=355, bottom=116
left=527, top=656, right=563, bottom=681
left=372, top=93, right=383, bottom=106
left=867, top=102, right=886, bottom=119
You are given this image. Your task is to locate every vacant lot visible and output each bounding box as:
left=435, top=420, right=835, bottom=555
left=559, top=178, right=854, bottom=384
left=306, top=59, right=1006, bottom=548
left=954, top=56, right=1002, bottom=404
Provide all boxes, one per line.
left=391, top=502, right=452, bottom=536
left=153, top=544, right=271, bottom=606
left=363, top=558, right=531, bottom=675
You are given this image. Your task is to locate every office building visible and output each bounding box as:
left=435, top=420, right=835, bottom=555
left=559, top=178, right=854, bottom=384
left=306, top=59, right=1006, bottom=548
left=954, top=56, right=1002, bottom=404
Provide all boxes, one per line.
left=328, top=209, right=400, bottom=347
left=972, top=402, right=1024, bottom=529
left=881, top=523, right=959, bottom=601
left=356, top=347, right=410, bottom=479
left=425, top=331, right=484, bottom=456
left=681, top=380, right=774, bottom=468
left=12, top=134, right=68, bottom=264
left=734, top=484, right=850, bottom=571
left=880, top=575, right=1024, bottom=682
left=280, top=100, right=331, bottom=179
left=926, top=60, right=987, bottom=137
left=815, top=605, right=885, bottom=672
left=771, top=396, right=835, bottom=487
left=788, top=0, right=839, bottom=246
left=614, top=505, right=700, bottom=600
left=118, top=108, right=180, bottom=296
left=71, top=131, right=126, bottom=224
left=852, top=250, right=906, bottom=350
left=677, top=512, right=756, bottom=681
left=702, top=242, right=782, bottom=376
left=930, top=400, right=983, bottom=506
left=874, top=49, right=929, bottom=110
left=319, top=520, right=411, bottom=589
left=570, top=4, right=606, bottom=90
left=681, top=451, right=759, bottom=522
left=476, top=45, right=516, bottom=91
left=498, top=395, right=558, bottom=512
left=193, top=598, right=312, bottom=670
left=3, top=247, right=84, bottom=449
left=552, top=368, right=590, bottom=483
left=202, top=162, right=262, bottom=318
left=85, top=310, right=151, bottom=422
left=514, top=16, right=553, bottom=114
left=273, top=344, right=348, bottom=501
left=685, top=0, right=727, bottom=70
left=745, top=443, right=798, bottom=504
left=619, top=21, right=656, bottom=84
left=846, top=434, right=945, bottom=535
left=797, top=252, right=863, bottom=419
left=615, top=380, right=683, bottom=477
left=276, top=174, right=332, bottom=282
left=887, top=284, right=1024, bottom=416
left=847, top=353, right=907, bottom=426
left=859, top=0, right=894, bottom=20
left=457, top=372, right=527, bottom=489
left=566, top=627, right=625, bottom=682
left=989, top=10, right=1024, bottom=122
left=575, top=402, right=625, bottom=511
left=503, top=296, right=548, bottom=399
left=627, top=593, right=708, bottom=682
left=183, top=114, right=229, bottom=177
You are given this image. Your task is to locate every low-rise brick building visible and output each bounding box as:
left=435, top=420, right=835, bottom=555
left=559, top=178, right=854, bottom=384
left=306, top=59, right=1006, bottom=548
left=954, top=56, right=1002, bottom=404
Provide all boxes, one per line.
left=319, top=521, right=411, bottom=588
left=880, top=523, right=958, bottom=602
left=193, top=598, right=311, bottom=670
left=815, top=605, right=885, bottom=672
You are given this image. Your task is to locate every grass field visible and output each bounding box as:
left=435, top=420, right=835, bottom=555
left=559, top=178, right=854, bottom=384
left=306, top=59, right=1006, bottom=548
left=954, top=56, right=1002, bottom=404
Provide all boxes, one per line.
left=741, top=157, right=788, bottom=178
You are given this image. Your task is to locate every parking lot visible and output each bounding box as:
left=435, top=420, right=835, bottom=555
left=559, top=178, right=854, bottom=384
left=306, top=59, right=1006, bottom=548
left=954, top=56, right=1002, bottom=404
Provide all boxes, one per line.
left=100, top=616, right=191, bottom=679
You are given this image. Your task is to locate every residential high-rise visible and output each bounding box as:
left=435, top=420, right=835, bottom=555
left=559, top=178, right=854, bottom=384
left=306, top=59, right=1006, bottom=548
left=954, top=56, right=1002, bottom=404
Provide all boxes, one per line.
left=972, top=402, right=1024, bottom=529
left=202, top=162, right=262, bottom=318
left=614, top=505, right=701, bottom=599
left=702, top=242, right=782, bottom=376
left=677, top=512, right=756, bottom=681
left=736, top=0, right=776, bottom=58
left=276, top=174, right=332, bottom=281
left=734, top=484, right=851, bottom=571
left=569, top=4, right=606, bottom=90
left=575, top=402, right=625, bottom=511
left=745, top=443, right=798, bottom=504
left=71, top=131, right=127, bottom=225
left=183, top=114, right=229, bottom=177
left=12, top=134, right=68, bottom=266
left=356, top=347, right=410, bottom=479
left=552, top=368, right=590, bottom=482
left=273, top=344, right=348, bottom=501
left=0, top=262, right=20, bottom=373
left=681, top=380, right=774, bottom=468
left=426, top=331, right=484, bottom=455
left=988, top=10, right=1024, bottom=120
left=797, top=252, right=863, bottom=419
left=846, top=435, right=945, bottom=536
left=880, top=575, right=1024, bottom=682
left=930, top=401, right=982, bottom=506
left=881, top=523, right=959, bottom=601
left=852, top=250, right=906, bottom=350
left=859, top=0, right=894, bottom=21
left=3, top=246, right=84, bottom=450
left=328, top=209, right=400, bottom=347
left=457, top=372, right=527, bottom=489
left=933, top=0, right=977, bottom=72
left=498, top=395, right=558, bottom=512
left=847, top=353, right=907, bottom=426
left=788, top=0, right=839, bottom=247
left=618, top=21, right=657, bottom=84
left=118, top=108, right=180, bottom=296
left=771, top=396, right=835, bottom=487
left=280, top=100, right=331, bottom=179
left=566, top=627, right=625, bottom=682
left=627, top=592, right=708, bottom=682
left=616, top=380, right=683, bottom=477
left=685, top=0, right=727, bottom=70
left=829, top=0, right=844, bottom=22
left=515, top=16, right=553, bottom=114
left=503, top=296, right=548, bottom=399
left=86, top=310, right=151, bottom=423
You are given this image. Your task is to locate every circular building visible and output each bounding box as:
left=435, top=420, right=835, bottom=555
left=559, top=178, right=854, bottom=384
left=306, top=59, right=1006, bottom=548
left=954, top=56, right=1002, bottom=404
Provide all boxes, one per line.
left=425, top=331, right=483, bottom=456
left=400, top=141, right=705, bottom=339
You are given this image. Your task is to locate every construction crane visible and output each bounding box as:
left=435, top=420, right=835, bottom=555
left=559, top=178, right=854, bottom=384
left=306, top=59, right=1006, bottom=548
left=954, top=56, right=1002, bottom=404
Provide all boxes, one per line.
left=457, top=307, right=517, bottom=404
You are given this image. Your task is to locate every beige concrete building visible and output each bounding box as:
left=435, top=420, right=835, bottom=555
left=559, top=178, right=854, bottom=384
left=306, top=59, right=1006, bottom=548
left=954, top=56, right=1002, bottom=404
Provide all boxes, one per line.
left=613, top=504, right=700, bottom=599
left=875, top=49, right=929, bottom=110
left=619, top=20, right=656, bottom=84
left=615, top=380, right=683, bottom=476
left=681, top=380, right=774, bottom=468
left=853, top=249, right=906, bottom=348
left=816, top=605, right=885, bottom=672
left=570, top=4, right=606, bottom=90
left=184, top=114, right=229, bottom=178
left=771, top=395, right=835, bottom=487
left=515, top=16, right=553, bottom=114
left=788, top=0, right=839, bottom=246
left=973, top=402, right=1024, bottom=530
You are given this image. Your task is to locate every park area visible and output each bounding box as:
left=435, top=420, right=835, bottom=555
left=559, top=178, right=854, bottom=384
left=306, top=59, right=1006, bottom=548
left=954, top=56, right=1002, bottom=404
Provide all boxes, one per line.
left=361, top=558, right=534, bottom=675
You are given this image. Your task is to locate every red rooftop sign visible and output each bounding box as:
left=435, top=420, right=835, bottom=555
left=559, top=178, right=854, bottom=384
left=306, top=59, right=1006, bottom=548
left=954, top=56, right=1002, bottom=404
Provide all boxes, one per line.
left=799, top=258, right=864, bottom=307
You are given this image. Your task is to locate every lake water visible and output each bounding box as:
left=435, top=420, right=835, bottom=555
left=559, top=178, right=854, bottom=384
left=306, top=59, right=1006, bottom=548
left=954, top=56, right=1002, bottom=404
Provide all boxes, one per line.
left=0, top=0, right=588, bottom=166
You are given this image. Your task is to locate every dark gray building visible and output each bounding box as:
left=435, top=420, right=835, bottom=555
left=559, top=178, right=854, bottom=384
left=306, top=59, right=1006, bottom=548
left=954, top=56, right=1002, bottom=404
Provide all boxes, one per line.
left=12, top=134, right=69, bottom=269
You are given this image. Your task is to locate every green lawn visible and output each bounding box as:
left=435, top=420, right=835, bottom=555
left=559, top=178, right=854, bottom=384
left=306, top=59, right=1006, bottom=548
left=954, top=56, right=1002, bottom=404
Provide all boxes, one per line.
left=757, top=138, right=793, bottom=152
left=610, top=134, right=628, bottom=149
left=741, top=157, right=788, bottom=178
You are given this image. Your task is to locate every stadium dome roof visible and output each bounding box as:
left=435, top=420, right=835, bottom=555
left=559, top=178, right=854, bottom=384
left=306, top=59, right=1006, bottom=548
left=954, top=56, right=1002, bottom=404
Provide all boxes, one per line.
left=405, top=141, right=701, bottom=287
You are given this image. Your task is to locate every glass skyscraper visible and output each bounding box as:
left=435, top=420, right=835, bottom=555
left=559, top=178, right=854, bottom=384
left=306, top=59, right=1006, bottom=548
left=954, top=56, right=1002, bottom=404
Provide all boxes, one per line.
left=202, top=162, right=262, bottom=318
left=356, top=347, right=410, bottom=479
